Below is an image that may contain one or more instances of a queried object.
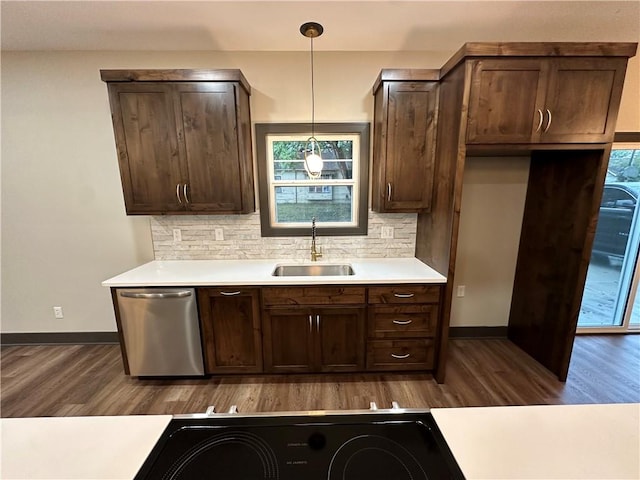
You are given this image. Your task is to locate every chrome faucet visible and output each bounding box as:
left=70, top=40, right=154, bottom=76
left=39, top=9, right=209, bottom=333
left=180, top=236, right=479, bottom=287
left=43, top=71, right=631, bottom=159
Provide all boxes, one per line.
left=311, top=217, right=322, bottom=262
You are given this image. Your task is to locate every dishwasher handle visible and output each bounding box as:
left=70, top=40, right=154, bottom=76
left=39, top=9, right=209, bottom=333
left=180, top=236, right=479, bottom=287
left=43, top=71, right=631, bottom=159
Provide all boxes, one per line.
left=119, top=290, right=193, bottom=299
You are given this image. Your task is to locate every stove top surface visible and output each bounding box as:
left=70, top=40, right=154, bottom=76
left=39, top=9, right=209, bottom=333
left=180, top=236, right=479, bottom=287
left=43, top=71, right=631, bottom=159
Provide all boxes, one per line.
left=135, top=408, right=464, bottom=480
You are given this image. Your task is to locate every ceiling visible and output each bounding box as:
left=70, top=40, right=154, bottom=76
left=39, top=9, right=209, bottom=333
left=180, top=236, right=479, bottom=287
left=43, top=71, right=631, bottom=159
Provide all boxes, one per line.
left=1, top=0, right=639, bottom=52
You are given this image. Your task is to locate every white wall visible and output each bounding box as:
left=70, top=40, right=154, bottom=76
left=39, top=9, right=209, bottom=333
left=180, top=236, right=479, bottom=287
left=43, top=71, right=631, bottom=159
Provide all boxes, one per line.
left=1, top=49, right=639, bottom=334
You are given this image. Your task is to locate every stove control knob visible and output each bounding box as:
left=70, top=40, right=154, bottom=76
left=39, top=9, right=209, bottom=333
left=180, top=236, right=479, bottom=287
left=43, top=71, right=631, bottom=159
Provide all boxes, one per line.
left=205, top=406, right=216, bottom=416
left=228, top=405, right=238, bottom=414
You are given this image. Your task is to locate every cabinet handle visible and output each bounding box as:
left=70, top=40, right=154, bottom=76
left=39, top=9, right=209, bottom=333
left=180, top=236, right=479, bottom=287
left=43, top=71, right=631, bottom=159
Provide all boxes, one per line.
left=308, top=315, right=313, bottom=332
left=220, top=291, right=241, bottom=296
left=535, top=109, right=544, bottom=133
left=391, top=353, right=411, bottom=359
left=316, top=315, right=320, bottom=333
left=544, top=109, right=552, bottom=132
left=392, top=319, right=412, bottom=325
left=387, top=183, right=392, bottom=202
left=176, top=184, right=182, bottom=204
left=120, top=290, right=192, bottom=299
left=183, top=184, right=190, bottom=204
left=393, top=293, right=414, bottom=298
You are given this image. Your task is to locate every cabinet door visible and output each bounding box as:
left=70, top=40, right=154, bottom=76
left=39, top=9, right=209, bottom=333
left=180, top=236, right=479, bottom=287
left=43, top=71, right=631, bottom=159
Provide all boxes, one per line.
left=175, top=83, right=244, bottom=213
left=263, top=309, right=315, bottom=373
left=466, top=59, right=547, bottom=144
left=315, top=307, right=365, bottom=372
left=107, top=83, right=184, bottom=214
left=198, top=288, right=262, bottom=374
left=374, top=81, right=438, bottom=212
left=539, top=58, right=627, bottom=143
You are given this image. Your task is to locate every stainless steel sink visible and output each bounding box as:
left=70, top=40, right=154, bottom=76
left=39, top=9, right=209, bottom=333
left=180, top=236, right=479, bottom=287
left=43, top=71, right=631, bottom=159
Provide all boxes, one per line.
left=272, top=264, right=355, bottom=277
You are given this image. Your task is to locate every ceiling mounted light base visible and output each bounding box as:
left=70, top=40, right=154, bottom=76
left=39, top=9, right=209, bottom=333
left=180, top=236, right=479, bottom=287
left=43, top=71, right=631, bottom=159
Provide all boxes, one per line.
left=300, top=22, right=324, bottom=38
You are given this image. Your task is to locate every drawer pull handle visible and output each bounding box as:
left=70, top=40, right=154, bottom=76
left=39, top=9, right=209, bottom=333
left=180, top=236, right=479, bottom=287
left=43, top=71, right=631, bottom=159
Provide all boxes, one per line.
left=391, top=353, right=411, bottom=359
left=394, top=293, right=414, bottom=298
left=220, top=291, right=241, bottom=296
left=392, top=319, right=412, bottom=325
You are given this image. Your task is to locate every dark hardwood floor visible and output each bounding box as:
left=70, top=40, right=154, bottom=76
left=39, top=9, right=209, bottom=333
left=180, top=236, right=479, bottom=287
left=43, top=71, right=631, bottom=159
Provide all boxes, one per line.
left=1, top=335, right=638, bottom=418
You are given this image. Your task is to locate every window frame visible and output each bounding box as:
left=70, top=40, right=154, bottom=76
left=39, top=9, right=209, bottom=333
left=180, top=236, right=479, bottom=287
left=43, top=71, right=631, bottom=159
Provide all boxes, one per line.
left=255, top=122, right=370, bottom=237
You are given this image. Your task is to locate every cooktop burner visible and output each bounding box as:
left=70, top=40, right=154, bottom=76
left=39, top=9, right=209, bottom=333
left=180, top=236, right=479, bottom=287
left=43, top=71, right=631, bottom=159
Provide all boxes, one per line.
left=135, top=407, right=464, bottom=480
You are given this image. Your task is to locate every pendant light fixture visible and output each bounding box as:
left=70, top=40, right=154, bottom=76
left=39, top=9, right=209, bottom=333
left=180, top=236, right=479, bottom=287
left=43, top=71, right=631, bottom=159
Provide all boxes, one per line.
left=300, top=21, right=324, bottom=179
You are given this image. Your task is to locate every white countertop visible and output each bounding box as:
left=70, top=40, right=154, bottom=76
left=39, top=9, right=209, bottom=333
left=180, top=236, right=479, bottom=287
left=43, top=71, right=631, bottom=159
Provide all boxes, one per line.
left=101, top=258, right=447, bottom=287
left=2, top=404, right=638, bottom=479
left=431, top=403, right=640, bottom=480
left=0, top=415, right=172, bottom=480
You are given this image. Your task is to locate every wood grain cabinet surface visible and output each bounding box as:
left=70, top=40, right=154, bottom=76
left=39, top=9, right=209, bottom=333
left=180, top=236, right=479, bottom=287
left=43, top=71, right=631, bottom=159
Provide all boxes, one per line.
left=366, top=284, right=442, bottom=371
left=101, top=69, right=254, bottom=215
left=466, top=57, right=628, bottom=145
left=262, top=287, right=366, bottom=373
left=372, top=71, right=439, bottom=213
left=197, top=287, right=262, bottom=374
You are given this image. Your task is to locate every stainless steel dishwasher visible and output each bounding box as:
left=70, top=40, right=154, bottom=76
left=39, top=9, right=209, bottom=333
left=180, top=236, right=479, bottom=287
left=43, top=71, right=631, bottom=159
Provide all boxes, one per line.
left=115, top=288, right=205, bottom=376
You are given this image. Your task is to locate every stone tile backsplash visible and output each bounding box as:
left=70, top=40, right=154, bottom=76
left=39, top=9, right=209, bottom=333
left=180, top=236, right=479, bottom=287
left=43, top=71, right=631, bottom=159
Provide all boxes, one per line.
left=151, top=211, right=416, bottom=260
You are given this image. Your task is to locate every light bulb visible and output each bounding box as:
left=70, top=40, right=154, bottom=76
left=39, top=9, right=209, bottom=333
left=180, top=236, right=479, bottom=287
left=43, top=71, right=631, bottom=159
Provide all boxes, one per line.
left=305, top=152, right=323, bottom=176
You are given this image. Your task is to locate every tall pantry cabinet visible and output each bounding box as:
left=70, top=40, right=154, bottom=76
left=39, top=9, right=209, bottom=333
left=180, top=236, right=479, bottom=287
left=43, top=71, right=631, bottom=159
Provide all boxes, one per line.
left=411, top=43, right=637, bottom=382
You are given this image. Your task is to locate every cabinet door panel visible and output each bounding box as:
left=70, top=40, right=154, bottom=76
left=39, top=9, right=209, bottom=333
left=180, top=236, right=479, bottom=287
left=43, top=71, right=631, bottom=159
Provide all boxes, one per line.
left=466, top=59, right=546, bottom=144
left=541, top=58, right=626, bottom=143
left=109, top=84, right=183, bottom=213
left=263, top=309, right=314, bottom=373
left=198, top=288, right=262, bottom=374
left=316, top=307, right=365, bottom=372
left=176, top=83, right=243, bottom=212
left=383, top=82, right=438, bottom=211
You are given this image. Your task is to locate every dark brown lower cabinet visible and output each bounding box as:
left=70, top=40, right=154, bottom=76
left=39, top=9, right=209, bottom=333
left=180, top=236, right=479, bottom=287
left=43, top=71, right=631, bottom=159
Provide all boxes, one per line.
left=262, top=307, right=366, bottom=373
left=197, top=287, right=263, bottom=374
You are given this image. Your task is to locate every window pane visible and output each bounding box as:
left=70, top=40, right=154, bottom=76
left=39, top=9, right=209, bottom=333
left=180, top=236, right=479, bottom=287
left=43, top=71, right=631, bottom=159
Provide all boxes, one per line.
left=274, top=186, right=354, bottom=223
left=256, top=122, right=369, bottom=236
left=272, top=140, right=354, bottom=181
left=579, top=148, right=640, bottom=328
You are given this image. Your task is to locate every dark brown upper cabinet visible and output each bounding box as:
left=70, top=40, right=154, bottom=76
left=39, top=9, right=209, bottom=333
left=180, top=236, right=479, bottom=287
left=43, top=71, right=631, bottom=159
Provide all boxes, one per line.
left=466, top=57, right=629, bottom=145
left=101, top=70, right=255, bottom=215
left=372, top=70, right=439, bottom=213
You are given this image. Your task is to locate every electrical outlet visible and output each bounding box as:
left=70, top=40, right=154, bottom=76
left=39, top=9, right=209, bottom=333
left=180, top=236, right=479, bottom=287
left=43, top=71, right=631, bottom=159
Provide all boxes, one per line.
left=173, top=228, right=182, bottom=242
left=53, top=306, right=64, bottom=319
left=214, top=228, right=224, bottom=241
left=457, top=285, right=466, bottom=297
left=381, top=226, right=394, bottom=239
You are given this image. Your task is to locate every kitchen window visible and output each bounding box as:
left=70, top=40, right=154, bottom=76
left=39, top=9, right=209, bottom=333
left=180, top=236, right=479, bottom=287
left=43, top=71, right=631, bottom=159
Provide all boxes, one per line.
left=255, top=123, right=370, bottom=237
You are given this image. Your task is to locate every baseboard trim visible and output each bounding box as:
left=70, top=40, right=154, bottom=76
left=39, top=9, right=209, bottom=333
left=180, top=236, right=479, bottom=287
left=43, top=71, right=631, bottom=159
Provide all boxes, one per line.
left=1, top=332, right=119, bottom=346
left=449, top=326, right=508, bottom=338
left=1, top=327, right=506, bottom=346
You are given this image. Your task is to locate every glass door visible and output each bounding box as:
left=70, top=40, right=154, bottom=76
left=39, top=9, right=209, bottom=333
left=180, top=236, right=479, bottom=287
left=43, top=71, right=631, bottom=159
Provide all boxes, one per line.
left=578, top=137, right=640, bottom=332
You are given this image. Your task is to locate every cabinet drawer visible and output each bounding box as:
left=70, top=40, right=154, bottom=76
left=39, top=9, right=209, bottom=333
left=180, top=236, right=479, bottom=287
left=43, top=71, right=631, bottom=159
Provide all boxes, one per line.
left=368, top=285, right=441, bottom=304
left=366, top=339, right=435, bottom=371
left=368, top=305, right=438, bottom=338
left=262, top=287, right=366, bottom=306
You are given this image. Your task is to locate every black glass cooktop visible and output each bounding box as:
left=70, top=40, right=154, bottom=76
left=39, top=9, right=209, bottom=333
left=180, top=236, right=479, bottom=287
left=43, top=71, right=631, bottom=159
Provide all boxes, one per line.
left=135, top=411, right=465, bottom=480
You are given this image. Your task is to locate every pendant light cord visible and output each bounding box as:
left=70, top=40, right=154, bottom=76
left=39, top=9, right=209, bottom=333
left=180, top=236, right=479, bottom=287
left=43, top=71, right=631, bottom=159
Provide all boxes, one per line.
left=310, top=35, right=315, bottom=139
